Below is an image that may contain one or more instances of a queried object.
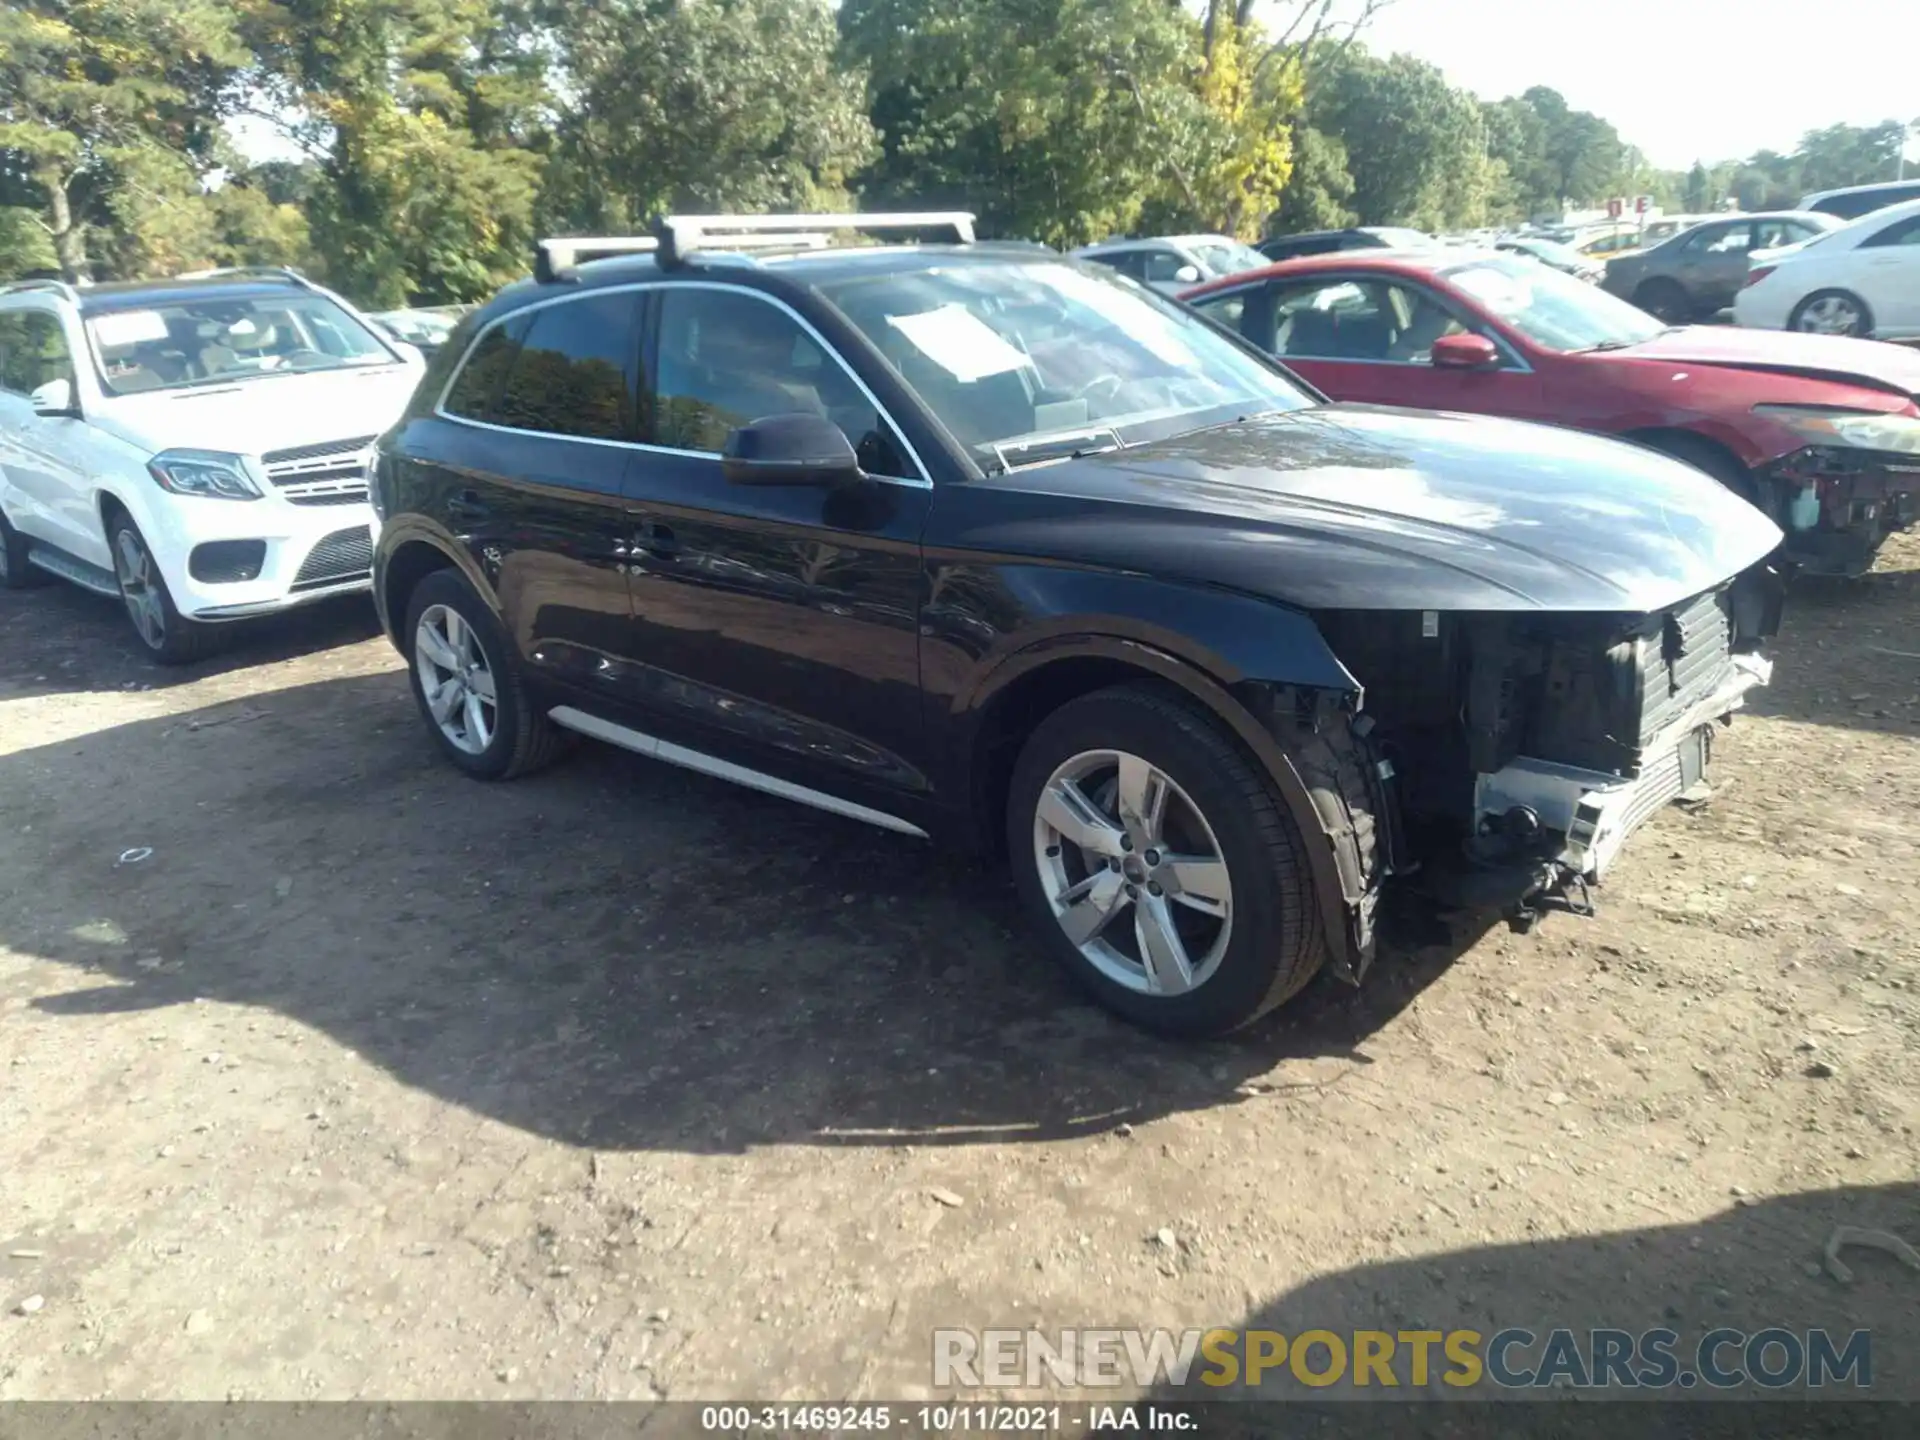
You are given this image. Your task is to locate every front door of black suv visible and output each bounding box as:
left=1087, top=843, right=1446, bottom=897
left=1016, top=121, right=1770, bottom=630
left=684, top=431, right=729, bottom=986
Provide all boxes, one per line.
left=617, top=283, right=934, bottom=813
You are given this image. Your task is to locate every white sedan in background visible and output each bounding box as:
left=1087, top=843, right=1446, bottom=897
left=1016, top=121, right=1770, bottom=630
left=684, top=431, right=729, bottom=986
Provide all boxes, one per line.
left=1735, top=197, right=1920, bottom=340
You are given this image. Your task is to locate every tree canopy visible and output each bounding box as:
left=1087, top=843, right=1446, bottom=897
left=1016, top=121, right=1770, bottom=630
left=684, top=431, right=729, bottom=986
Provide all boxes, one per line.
left=2, top=0, right=1913, bottom=295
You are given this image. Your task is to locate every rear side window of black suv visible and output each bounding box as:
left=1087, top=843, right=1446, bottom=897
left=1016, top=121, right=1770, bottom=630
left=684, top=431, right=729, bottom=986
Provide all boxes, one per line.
left=442, top=314, right=528, bottom=422
left=491, top=292, right=639, bottom=440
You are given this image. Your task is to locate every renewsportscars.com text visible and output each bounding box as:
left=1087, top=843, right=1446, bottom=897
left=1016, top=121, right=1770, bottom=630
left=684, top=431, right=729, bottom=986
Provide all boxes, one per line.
left=932, top=1326, right=1872, bottom=1391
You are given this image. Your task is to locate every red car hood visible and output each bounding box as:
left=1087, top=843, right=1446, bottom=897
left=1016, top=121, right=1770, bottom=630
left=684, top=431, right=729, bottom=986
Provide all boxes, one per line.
left=1611, top=327, right=1920, bottom=403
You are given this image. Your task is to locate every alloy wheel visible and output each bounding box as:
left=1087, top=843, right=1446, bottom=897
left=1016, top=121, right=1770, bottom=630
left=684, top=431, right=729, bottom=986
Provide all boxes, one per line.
left=1796, top=295, right=1864, bottom=336
left=1032, top=748, right=1234, bottom=997
left=414, top=603, right=498, bottom=755
left=113, top=529, right=166, bottom=651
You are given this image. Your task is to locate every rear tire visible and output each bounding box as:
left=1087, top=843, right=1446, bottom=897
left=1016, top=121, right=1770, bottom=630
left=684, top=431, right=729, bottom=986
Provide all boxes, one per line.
left=1006, top=682, right=1325, bottom=1037
left=1788, top=289, right=1873, bottom=338
left=107, top=516, right=216, bottom=665
left=0, top=509, right=46, bottom=590
left=1633, top=280, right=1692, bottom=325
left=403, top=568, right=567, bottom=780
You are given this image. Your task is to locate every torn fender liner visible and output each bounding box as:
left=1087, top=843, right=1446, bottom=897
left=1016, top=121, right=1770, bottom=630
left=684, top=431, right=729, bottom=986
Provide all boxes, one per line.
left=1292, top=718, right=1390, bottom=985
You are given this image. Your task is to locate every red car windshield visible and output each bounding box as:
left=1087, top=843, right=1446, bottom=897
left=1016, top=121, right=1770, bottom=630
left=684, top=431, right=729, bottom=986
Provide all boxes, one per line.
left=1442, top=256, right=1665, bottom=353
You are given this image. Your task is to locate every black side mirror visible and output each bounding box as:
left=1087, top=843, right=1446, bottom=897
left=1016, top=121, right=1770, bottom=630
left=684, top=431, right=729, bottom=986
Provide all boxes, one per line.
left=722, top=413, right=862, bottom=487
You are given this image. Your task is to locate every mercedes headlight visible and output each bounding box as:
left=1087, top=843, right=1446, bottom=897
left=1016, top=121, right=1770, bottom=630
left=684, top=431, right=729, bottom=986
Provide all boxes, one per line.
left=147, top=450, right=264, bottom=501
left=1754, top=406, right=1920, bottom=458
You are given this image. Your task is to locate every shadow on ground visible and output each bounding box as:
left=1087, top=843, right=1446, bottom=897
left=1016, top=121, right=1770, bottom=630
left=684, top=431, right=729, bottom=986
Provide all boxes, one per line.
left=2, top=670, right=1488, bottom=1156
left=1148, top=1181, right=1920, bottom=1436
left=0, top=583, right=381, bottom=699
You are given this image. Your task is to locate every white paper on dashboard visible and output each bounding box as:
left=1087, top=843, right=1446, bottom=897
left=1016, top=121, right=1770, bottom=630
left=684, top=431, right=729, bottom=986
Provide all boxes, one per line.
left=90, top=310, right=171, bottom=347
left=885, top=305, right=1031, bottom=383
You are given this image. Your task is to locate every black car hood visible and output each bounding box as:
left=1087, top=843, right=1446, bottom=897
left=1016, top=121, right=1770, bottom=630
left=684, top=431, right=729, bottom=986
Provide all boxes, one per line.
left=973, top=405, right=1783, bottom=613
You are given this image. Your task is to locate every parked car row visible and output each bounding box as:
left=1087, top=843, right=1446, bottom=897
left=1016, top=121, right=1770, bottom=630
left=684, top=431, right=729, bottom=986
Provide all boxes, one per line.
left=1733, top=196, right=1920, bottom=343
left=1, top=209, right=1908, bottom=1041
left=1179, top=244, right=1920, bottom=576
left=1599, top=211, right=1841, bottom=322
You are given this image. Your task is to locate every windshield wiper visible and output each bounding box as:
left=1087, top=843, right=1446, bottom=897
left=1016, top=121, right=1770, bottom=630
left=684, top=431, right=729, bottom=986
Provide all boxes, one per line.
left=984, top=427, right=1124, bottom=474
left=1576, top=339, right=1640, bottom=353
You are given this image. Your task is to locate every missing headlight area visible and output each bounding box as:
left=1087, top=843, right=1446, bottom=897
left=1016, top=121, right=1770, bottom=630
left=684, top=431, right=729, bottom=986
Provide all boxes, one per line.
left=1302, top=562, right=1786, bottom=933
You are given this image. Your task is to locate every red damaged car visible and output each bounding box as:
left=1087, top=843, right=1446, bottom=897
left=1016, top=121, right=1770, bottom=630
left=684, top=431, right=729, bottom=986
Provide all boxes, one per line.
left=1182, top=250, right=1920, bottom=575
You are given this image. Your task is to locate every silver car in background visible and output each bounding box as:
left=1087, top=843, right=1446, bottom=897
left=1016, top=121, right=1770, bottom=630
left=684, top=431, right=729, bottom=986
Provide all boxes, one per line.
left=1071, top=234, right=1270, bottom=294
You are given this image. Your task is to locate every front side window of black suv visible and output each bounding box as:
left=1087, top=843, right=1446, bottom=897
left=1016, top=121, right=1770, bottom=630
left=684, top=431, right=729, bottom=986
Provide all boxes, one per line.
left=653, top=287, right=912, bottom=479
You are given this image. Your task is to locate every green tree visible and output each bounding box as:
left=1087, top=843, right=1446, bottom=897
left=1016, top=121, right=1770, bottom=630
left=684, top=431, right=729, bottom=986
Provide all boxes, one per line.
left=241, top=0, right=546, bottom=305
left=1135, top=12, right=1302, bottom=239
left=1793, top=121, right=1908, bottom=193
left=1683, top=161, right=1710, bottom=212
left=843, top=0, right=1200, bottom=247
left=1307, top=47, right=1485, bottom=226
left=1266, top=125, right=1355, bottom=234
left=544, top=0, right=875, bottom=234
left=0, top=0, right=246, bottom=281
left=1519, top=86, right=1627, bottom=205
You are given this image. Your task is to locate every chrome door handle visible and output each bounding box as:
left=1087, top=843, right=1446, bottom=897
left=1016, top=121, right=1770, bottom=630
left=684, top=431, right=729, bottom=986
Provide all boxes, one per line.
left=634, top=520, right=679, bottom=557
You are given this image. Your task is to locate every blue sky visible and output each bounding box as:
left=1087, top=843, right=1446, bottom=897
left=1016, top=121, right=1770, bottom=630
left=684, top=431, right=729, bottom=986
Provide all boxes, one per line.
left=1363, top=0, right=1920, bottom=168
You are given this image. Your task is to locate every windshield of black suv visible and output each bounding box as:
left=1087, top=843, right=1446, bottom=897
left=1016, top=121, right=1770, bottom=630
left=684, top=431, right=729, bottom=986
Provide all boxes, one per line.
left=1442, top=255, right=1665, bottom=352
left=816, top=260, right=1314, bottom=467
left=84, top=292, right=400, bottom=395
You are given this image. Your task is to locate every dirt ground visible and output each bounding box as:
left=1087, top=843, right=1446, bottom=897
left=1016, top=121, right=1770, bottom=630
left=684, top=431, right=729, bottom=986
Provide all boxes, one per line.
left=1, top=533, right=1917, bottom=1406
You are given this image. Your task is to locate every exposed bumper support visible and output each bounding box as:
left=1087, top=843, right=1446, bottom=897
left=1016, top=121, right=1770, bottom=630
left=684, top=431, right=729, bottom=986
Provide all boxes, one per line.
left=1472, top=651, right=1772, bottom=881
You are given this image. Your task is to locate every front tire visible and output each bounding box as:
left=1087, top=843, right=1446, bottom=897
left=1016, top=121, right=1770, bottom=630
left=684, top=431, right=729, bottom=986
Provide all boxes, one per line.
left=1006, top=683, right=1325, bottom=1037
left=403, top=568, right=566, bottom=780
left=108, top=518, right=214, bottom=664
left=1789, top=289, right=1873, bottom=338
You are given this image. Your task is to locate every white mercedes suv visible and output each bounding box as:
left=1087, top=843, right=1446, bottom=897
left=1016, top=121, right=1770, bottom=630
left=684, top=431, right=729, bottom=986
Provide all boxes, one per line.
left=0, top=268, right=426, bottom=661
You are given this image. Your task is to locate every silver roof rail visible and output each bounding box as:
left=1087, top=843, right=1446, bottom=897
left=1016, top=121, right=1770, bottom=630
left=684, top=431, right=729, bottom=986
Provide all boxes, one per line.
left=657, top=211, right=976, bottom=266
left=0, top=278, right=82, bottom=303
left=172, top=265, right=319, bottom=291
left=535, top=235, right=660, bottom=284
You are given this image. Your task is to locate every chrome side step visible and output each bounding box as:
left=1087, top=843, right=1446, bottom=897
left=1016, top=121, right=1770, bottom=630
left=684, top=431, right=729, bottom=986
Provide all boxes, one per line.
left=548, top=705, right=930, bottom=839
left=27, top=544, right=119, bottom=596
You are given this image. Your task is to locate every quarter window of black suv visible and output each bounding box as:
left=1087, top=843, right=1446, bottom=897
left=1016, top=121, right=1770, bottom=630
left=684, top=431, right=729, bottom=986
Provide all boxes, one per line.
left=652, top=287, right=912, bottom=479
left=442, top=314, right=528, bottom=422
left=490, top=292, right=638, bottom=440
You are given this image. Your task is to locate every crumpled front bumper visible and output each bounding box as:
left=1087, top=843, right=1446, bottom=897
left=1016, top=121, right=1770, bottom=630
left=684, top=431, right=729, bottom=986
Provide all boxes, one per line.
left=1472, top=651, right=1772, bottom=881
left=1761, top=447, right=1920, bottom=577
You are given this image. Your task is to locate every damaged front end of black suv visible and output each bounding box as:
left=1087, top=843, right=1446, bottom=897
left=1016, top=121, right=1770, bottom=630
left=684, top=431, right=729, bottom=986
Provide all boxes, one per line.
left=1311, top=563, right=1785, bottom=939
left=1025, top=403, right=1790, bottom=980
